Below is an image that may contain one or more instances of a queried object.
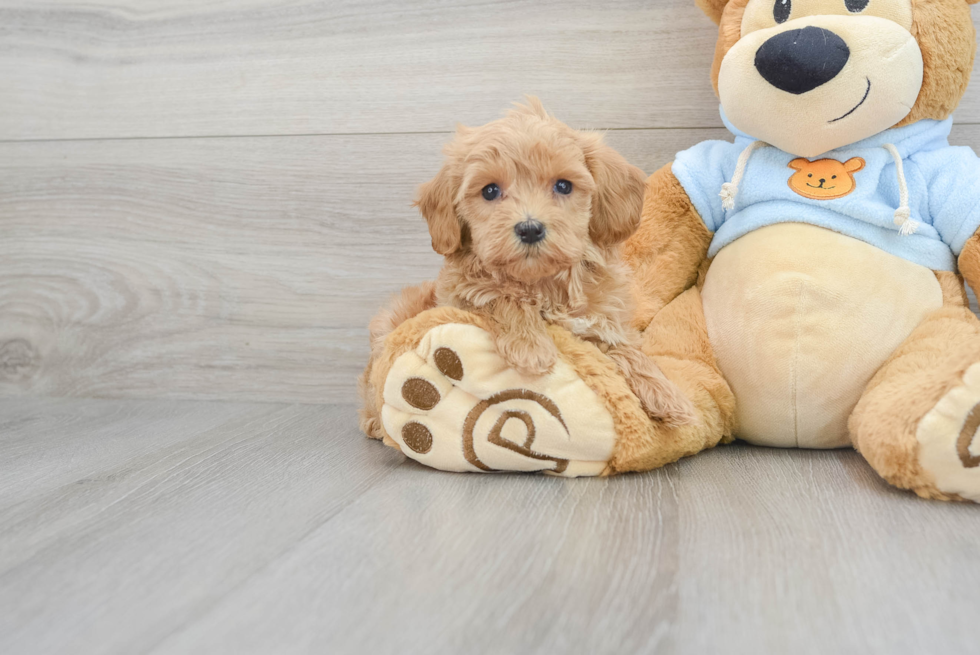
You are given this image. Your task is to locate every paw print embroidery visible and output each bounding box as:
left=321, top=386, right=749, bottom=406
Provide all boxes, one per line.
left=380, top=323, right=618, bottom=476
left=958, top=404, right=980, bottom=469
left=917, top=362, right=980, bottom=501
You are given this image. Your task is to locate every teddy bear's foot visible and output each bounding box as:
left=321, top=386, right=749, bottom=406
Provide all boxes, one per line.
left=380, top=323, right=619, bottom=477
left=849, top=296, right=980, bottom=502
left=916, top=362, right=980, bottom=502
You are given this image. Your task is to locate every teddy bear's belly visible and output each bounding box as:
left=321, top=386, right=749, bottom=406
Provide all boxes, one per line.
left=701, top=223, right=944, bottom=449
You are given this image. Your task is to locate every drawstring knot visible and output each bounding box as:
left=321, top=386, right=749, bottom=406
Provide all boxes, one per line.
left=721, top=140, right=768, bottom=210
left=719, top=182, right=737, bottom=211
left=883, top=143, right=918, bottom=236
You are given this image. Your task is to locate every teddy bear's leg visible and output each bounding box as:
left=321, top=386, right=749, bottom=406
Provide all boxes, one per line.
left=366, top=306, right=651, bottom=477
left=359, top=282, right=438, bottom=441
left=606, top=286, right=737, bottom=473
left=849, top=274, right=980, bottom=501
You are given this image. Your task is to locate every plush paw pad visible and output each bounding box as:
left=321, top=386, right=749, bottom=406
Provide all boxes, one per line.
left=381, top=323, right=618, bottom=476
left=917, top=362, right=980, bottom=502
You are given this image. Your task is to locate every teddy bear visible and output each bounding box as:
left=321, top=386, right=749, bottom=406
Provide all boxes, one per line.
left=361, top=0, right=980, bottom=503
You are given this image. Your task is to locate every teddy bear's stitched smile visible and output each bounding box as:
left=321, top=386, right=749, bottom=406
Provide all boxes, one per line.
left=830, top=77, right=872, bottom=123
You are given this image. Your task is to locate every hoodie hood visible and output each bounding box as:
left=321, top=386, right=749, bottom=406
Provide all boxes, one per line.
left=721, top=105, right=954, bottom=158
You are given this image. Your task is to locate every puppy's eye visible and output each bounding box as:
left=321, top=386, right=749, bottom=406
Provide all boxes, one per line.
left=554, top=180, right=573, bottom=195
left=845, top=0, right=869, bottom=13
left=482, top=183, right=501, bottom=201
left=773, top=0, right=791, bottom=23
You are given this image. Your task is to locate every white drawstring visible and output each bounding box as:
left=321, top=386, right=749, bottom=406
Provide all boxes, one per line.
left=720, top=141, right=768, bottom=210
left=883, top=143, right=918, bottom=236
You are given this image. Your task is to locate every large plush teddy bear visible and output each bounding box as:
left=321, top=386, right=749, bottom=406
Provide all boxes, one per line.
left=361, top=0, right=980, bottom=502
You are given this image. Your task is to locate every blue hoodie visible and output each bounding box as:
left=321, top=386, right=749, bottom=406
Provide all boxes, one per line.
left=671, top=110, right=980, bottom=271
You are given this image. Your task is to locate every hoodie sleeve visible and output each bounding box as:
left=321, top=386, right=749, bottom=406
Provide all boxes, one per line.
left=671, top=140, right=740, bottom=233
left=913, top=145, right=980, bottom=256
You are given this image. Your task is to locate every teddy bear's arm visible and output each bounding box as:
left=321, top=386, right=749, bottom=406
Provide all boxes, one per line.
left=958, top=228, right=980, bottom=296
left=621, top=163, right=713, bottom=331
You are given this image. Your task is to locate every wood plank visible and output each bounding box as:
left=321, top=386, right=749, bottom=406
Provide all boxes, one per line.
left=1, top=398, right=979, bottom=654
left=2, top=1, right=977, bottom=141
left=0, top=400, right=405, bottom=655
left=145, top=447, right=980, bottom=655
left=0, top=0, right=719, bottom=140
left=668, top=446, right=980, bottom=654
left=0, top=400, right=960, bottom=655
left=0, top=396, right=272, bottom=511
left=0, top=127, right=730, bottom=404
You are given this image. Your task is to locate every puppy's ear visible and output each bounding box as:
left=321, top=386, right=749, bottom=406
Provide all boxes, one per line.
left=415, top=164, right=463, bottom=256
left=581, top=134, right=647, bottom=247
left=510, top=95, right=550, bottom=120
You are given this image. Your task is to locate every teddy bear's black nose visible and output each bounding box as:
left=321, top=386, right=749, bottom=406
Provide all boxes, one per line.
left=515, top=219, right=546, bottom=244
left=755, top=26, right=850, bottom=95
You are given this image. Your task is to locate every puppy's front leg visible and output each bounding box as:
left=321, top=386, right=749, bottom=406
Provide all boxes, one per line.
left=490, top=298, right=558, bottom=377
left=606, top=341, right=697, bottom=427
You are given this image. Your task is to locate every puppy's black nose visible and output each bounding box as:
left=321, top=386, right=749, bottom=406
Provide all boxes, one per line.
left=515, top=219, right=546, bottom=245
left=755, top=26, right=850, bottom=95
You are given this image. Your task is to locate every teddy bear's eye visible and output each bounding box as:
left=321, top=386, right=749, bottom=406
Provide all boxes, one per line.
left=845, top=0, right=869, bottom=12
left=832, top=175, right=838, bottom=179
left=773, top=0, right=791, bottom=24
left=808, top=173, right=813, bottom=178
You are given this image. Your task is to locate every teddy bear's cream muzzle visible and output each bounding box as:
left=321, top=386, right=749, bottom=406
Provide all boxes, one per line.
left=719, top=14, right=923, bottom=158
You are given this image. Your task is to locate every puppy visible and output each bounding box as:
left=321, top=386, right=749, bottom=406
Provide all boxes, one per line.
left=361, top=99, right=695, bottom=434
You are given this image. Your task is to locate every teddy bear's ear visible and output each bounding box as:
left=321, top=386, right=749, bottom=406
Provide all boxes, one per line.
left=695, top=0, right=731, bottom=24
left=844, top=158, right=866, bottom=173
left=788, top=158, right=808, bottom=172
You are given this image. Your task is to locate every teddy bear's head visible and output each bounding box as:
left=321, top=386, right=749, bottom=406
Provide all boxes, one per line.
left=697, top=0, right=978, bottom=157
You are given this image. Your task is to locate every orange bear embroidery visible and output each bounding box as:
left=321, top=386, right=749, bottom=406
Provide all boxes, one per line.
left=788, top=157, right=865, bottom=200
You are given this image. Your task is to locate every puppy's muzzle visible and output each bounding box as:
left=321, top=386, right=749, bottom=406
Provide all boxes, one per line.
left=515, top=219, right=547, bottom=245
left=755, top=26, right=850, bottom=95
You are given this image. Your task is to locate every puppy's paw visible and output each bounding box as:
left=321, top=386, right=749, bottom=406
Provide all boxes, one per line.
left=494, top=330, right=558, bottom=377
left=380, top=323, right=618, bottom=476
left=608, top=346, right=698, bottom=428
left=630, top=372, right=698, bottom=428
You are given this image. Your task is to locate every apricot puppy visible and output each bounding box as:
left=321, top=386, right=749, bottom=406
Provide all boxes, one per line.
left=408, top=99, right=696, bottom=426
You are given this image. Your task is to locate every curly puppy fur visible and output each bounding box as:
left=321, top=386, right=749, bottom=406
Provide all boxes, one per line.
left=387, top=98, right=695, bottom=426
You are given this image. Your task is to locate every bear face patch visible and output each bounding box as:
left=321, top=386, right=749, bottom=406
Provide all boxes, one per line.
left=788, top=157, right=865, bottom=200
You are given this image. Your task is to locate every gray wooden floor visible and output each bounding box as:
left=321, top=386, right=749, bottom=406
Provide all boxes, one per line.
left=4, top=2, right=980, bottom=653
left=2, top=397, right=979, bottom=655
